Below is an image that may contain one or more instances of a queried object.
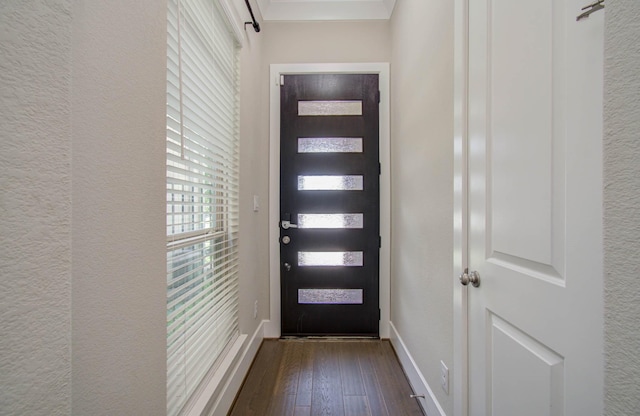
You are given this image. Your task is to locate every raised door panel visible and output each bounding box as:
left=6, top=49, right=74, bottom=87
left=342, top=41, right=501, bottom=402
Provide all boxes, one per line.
left=467, top=0, right=603, bottom=414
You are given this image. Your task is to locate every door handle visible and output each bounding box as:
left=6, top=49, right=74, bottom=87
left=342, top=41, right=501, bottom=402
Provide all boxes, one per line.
left=281, top=213, right=298, bottom=229
left=281, top=220, right=298, bottom=229
left=460, top=268, right=480, bottom=288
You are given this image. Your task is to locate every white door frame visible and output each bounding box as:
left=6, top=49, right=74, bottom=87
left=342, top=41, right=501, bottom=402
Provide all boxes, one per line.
left=265, top=63, right=391, bottom=339
left=453, top=1, right=469, bottom=416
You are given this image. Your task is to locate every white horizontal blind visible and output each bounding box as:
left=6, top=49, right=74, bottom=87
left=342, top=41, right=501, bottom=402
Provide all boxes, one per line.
left=166, top=0, right=240, bottom=414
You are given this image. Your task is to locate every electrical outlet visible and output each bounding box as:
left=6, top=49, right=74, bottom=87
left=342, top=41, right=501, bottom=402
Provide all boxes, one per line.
left=253, top=300, right=258, bottom=319
left=440, top=360, right=449, bottom=395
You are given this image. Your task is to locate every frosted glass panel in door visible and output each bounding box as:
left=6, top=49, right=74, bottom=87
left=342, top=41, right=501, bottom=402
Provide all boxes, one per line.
left=297, top=213, right=364, bottom=229
left=298, top=289, right=363, bottom=304
left=298, top=101, right=362, bottom=116
left=298, top=138, right=363, bottom=153
left=298, top=251, right=364, bottom=267
left=298, top=175, right=364, bottom=191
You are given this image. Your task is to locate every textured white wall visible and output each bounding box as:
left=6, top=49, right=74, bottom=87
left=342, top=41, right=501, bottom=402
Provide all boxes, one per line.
left=70, top=1, right=167, bottom=414
left=389, top=0, right=454, bottom=413
left=0, top=1, right=72, bottom=414
left=604, top=0, right=640, bottom=414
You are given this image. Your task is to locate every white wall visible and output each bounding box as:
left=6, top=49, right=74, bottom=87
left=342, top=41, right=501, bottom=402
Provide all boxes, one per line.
left=238, top=10, right=271, bottom=337
left=603, top=0, right=640, bottom=414
left=262, top=20, right=391, bottom=64
left=0, top=1, right=72, bottom=414
left=70, top=1, right=167, bottom=414
left=389, top=0, right=454, bottom=414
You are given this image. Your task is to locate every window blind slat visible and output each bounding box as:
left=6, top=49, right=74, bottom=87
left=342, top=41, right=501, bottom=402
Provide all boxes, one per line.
left=167, top=162, right=240, bottom=186
left=167, top=257, right=239, bottom=314
left=180, top=40, right=236, bottom=100
left=181, top=53, right=236, bottom=112
left=167, top=266, right=238, bottom=319
left=174, top=286, right=238, bottom=348
left=168, top=122, right=238, bottom=161
left=183, top=312, right=237, bottom=383
left=167, top=254, right=239, bottom=293
left=169, top=293, right=238, bottom=352
left=168, top=291, right=238, bottom=344
left=168, top=138, right=239, bottom=169
left=166, top=0, right=240, bottom=414
left=181, top=3, right=236, bottom=80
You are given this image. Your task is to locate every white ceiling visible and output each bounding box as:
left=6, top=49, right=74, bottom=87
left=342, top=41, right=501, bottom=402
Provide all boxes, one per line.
left=255, top=0, right=397, bottom=21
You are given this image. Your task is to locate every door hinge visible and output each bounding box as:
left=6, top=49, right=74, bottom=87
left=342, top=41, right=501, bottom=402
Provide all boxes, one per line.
left=379, top=308, right=381, bottom=320
left=376, top=90, right=381, bottom=104
left=279, top=75, right=284, bottom=86
left=379, top=162, right=382, bottom=175
left=379, top=236, right=382, bottom=248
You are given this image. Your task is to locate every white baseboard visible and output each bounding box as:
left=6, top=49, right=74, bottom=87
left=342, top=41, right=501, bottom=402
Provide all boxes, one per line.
left=200, top=320, right=266, bottom=416
left=264, top=318, right=280, bottom=338
left=389, top=322, right=446, bottom=416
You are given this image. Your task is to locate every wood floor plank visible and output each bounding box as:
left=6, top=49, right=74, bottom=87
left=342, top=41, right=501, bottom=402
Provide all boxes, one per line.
left=274, top=341, right=303, bottom=396
left=247, top=341, right=284, bottom=415
left=227, top=341, right=275, bottom=409
left=343, top=396, right=371, bottom=416
left=294, top=406, right=311, bottom=416
left=229, top=340, right=283, bottom=416
left=267, top=342, right=305, bottom=416
left=382, top=342, right=424, bottom=415
left=368, top=342, right=407, bottom=414
left=311, top=342, right=345, bottom=416
left=296, top=341, right=315, bottom=408
left=357, top=342, right=390, bottom=416
left=229, top=340, right=424, bottom=416
left=339, top=342, right=366, bottom=396
left=369, top=341, right=423, bottom=416
left=267, top=393, right=297, bottom=416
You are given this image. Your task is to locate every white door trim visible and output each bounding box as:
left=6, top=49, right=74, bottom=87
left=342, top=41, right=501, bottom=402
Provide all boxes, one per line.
left=453, top=1, right=469, bottom=415
left=266, top=63, right=391, bottom=338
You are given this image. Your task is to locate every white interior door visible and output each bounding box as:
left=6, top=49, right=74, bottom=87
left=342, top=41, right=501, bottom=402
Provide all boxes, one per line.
left=466, top=0, right=604, bottom=415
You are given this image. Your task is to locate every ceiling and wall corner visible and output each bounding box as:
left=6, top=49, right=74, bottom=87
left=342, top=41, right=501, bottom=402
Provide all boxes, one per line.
left=255, top=0, right=396, bottom=21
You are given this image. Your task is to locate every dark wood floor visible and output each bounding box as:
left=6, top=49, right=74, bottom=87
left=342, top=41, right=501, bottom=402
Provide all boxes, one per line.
left=228, top=339, right=424, bottom=416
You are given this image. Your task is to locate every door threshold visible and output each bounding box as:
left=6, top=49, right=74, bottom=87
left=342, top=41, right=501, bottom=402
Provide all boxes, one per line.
left=279, top=336, right=380, bottom=342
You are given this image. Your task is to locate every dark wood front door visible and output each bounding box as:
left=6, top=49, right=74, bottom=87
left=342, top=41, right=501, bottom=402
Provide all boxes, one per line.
left=280, top=73, right=380, bottom=336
